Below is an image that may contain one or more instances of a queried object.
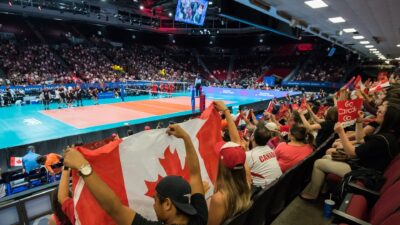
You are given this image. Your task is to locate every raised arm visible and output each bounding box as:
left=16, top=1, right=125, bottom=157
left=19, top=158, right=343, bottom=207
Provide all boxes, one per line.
left=166, top=124, right=204, bottom=195
left=334, top=122, right=356, bottom=157
left=299, top=109, right=321, bottom=131
left=306, top=104, right=325, bottom=124
left=213, top=101, right=241, bottom=144
left=64, top=149, right=135, bottom=225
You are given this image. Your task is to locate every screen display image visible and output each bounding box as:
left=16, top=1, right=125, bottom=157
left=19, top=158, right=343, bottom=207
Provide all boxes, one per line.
left=175, top=0, right=209, bottom=26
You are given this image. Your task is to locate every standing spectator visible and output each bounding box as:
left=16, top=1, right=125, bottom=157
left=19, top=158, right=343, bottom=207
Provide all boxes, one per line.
left=246, top=124, right=282, bottom=188
left=22, top=146, right=41, bottom=173
left=274, top=124, right=314, bottom=173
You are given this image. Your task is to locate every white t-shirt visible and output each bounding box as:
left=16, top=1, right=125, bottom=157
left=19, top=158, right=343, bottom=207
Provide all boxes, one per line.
left=246, top=145, right=282, bottom=188
left=55, top=90, right=60, bottom=99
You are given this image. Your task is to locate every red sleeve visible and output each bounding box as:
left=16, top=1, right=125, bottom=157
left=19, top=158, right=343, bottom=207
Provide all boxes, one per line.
left=61, top=197, right=76, bottom=225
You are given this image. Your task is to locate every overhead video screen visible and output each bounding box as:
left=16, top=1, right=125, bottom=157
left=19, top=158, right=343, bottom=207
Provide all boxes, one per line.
left=175, top=0, right=209, bottom=26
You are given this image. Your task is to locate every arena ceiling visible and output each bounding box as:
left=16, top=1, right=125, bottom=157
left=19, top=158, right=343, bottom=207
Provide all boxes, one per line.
left=235, top=0, right=400, bottom=61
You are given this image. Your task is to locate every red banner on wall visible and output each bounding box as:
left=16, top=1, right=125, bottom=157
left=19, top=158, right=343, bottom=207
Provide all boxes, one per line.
left=337, top=99, right=363, bottom=127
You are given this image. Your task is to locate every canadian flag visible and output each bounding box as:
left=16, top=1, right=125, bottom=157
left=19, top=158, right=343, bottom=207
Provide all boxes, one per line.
left=10, top=157, right=23, bottom=167
left=266, top=101, right=275, bottom=113
left=72, top=106, right=221, bottom=225
left=300, top=97, right=308, bottom=110
left=370, top=80, right=390, bottom=93
left=353, top=75, right=365, bottom=91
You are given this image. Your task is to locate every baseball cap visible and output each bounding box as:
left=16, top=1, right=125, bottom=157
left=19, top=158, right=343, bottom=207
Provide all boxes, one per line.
left=214, top=141, right=246, bottom=170
left=155, top=176, right=197, bottom=216
left=265, top=122, right=278, bottom=131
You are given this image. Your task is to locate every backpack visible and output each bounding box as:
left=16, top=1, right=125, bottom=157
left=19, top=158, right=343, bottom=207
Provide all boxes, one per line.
left=337, top=167, right=386, bottom=200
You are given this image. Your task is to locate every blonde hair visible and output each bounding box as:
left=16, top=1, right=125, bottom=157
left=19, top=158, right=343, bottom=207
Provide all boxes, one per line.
left=215, top=159, right=251, bottom=222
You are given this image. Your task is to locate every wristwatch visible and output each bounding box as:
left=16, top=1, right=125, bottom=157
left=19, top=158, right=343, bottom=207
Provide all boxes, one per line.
left=79, top=163, right=93, bottom=177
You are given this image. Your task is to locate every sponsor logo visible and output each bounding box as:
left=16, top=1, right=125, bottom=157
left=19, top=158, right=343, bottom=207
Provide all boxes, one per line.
left=23, top=118, right=42, bottom=126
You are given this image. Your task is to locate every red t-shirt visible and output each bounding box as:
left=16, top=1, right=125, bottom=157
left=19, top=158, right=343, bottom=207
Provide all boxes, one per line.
left=61, top=197, right=75, bottom=225
left=274, top=142, right=313, bottom=173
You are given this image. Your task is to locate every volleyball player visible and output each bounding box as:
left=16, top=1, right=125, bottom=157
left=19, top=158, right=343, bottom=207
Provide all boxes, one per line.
left=91, top=88, right=99, bottom=105
left=40, top=87, right=51, bottom=110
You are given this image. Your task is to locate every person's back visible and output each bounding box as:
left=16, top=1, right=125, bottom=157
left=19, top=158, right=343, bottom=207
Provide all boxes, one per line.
left=246, top=125, right=282, bottom=188
left=45, top=153, right=62, bottom=173
left=276, top=124, right=315, bottom=173
left=22, top=148, right=40, bottom=173
left=246, top=145, right=282, bottom=187
left=275, top=142, right=313, bottom=173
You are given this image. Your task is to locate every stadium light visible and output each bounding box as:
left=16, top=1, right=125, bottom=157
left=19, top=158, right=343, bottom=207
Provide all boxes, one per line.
left=397, top=44, right=400, bottom=47
left=305, top=0, right=328, bottom=9
left=168, top=12, right=172, bottom=17
left=343, top=28, right=356, bottom=33
left=365, top=45, right=374, bottom=48
left=353, top=35, right=364, bottom=40
left=139, top=5, right=144, bottom=10
left=360, top=41, right=370, bottom=44
left=328, top=17, right=345, bottom=23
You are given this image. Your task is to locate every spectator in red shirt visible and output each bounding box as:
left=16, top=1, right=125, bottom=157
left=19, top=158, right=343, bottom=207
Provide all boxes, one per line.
left=275, top=124, right=314, bottom=173
left=48, top=167, right=75, bottom=225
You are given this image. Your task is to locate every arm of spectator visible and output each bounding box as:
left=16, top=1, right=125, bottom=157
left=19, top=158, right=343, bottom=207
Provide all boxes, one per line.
left=250, top=109, right=258, bottom=125
left=166, top=124, right=204, bottom=195
left=213, top=101, right=241, bottom=144
left=306, top=104, right=325, bottom=124
left=64, top=149, right=135, bottom=225
left=207, top=192, right=226, bottom=225
left=299, top=109, right=321, bottom=131
left=334, top=122, right=356, bottom=157
left=45, top=162, right=54, bottom=174
left=355, top=111, right=365, bottom=143
left=266, top=112, right=282, bottom=129
left=57, top=168, right=71, bottom=205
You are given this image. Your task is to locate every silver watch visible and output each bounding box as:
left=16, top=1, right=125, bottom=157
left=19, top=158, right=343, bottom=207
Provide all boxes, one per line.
left=79, top=163, right=93, bottom=177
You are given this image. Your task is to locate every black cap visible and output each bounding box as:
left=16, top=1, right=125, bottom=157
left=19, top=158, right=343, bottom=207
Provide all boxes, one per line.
left=155, top=176, right=197, bottom=216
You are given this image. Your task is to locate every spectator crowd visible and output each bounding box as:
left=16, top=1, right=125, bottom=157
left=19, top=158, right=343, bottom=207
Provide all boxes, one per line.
left=2, top=74, right=399, bottom=225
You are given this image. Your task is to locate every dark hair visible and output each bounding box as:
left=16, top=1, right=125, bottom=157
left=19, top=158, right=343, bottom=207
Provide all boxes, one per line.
left=156, top=193, right=185, bottom=217
left=293, top=111, right=310, bottom=124
left=290, top=124, right=314, bottom=146
left=325, top=107, right=338, bottom=123
left=385, top=84, right=400, bottom=101
left=253, top=124, right=272, bottom=146
left=380, top=103, right=400, bottom=137
left=36, top=155, right=47, bottom=165
left=51, top=189, right=72, bottom=225
left=127, top=129, right=134, bottom=136
left=222, top=128, right=231, bottom=142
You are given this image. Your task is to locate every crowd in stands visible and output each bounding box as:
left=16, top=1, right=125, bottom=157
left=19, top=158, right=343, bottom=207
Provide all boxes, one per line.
left=0, top=42, right=64, bottom=85
left=0, top=39, right=202, bottom=87
left=295, top=60, right=346, bottom=83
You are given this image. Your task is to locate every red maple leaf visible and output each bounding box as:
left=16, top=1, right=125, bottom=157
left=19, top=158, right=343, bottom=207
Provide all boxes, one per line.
left=144, top=146, right=189, bottom=198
